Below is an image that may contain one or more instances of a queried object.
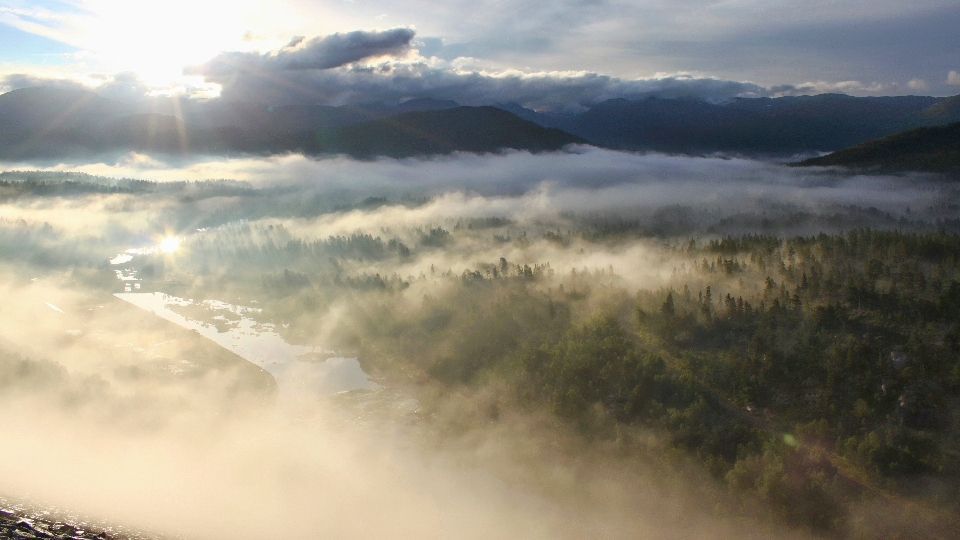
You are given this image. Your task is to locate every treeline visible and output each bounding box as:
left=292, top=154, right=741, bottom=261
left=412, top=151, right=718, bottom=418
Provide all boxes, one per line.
left=0, top=171, right=259, bottom=201
left=564, top=206, right=960, bottom=240
left=0, top=218, right=107, bottom=269
left=176, top=224, right=412, bottom=281
left=328, top=228, right=960, bottom=538
left=12, top=195, right=954, bottom=536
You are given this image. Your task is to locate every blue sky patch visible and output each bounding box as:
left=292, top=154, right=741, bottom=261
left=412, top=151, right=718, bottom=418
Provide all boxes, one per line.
left=0, top=22, right=77, bottom=63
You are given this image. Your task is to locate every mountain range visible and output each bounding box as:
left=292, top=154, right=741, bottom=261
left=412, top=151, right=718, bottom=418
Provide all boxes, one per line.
left=537, top=94, right=960, bottom=156
left=1, top=86, right=959, bottom=161
left=0, top=87, right=583, bottom=159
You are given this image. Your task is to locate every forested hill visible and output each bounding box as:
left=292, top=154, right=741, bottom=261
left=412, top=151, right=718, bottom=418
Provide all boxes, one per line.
left=322, top=107, right=586, bottom=158
left=508, top=93, right=960, bottom=155
left=796, top=121, right=960, bottom=174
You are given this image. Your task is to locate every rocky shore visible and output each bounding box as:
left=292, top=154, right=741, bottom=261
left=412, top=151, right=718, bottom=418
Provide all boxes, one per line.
left=0, top=503, right=159, bottom=540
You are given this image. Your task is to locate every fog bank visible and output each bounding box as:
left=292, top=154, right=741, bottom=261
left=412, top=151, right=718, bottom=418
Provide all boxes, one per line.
left=4, top=148, right=952, bottom=218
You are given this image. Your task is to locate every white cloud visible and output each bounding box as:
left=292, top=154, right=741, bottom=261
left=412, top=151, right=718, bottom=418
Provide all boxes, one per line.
left=769, top=80, right=889, bottom=96
left=189, top=37, right=768, bottom=110
left=1, top=149, right=947, bottom=219
left=949, top=70, right=960, bottom=85
left=907, top=78, right=929, bottom=90
left=0, top=71, right=219, bottom=101
left=1, top=0, right=958, bottom=95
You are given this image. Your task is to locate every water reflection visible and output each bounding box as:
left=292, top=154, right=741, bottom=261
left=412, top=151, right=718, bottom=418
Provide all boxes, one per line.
left=114, top=292, right=378, bottom=403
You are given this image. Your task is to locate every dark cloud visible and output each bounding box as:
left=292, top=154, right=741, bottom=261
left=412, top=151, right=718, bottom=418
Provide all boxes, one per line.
left=198, top=56, right=765, bottom=110
left=187, top=28, right=416, bottom=78
left=180, top=26, right=766, bottom=110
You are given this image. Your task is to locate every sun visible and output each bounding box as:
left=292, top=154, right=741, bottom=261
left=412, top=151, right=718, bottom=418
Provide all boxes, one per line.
left=159, top=236, right=180, bottom=253
left=65, top=0, right=282, bottom=87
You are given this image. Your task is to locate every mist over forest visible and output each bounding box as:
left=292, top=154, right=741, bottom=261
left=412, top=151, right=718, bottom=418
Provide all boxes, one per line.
left=3, top=0, right=960, bottom=537
left=1, top=150, right=959, bottom=540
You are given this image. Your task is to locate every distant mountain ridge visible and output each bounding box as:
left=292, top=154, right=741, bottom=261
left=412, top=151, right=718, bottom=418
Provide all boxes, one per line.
left=548, top=94, right=960, bottom=155
left=1, top=86, right=959, bottom=159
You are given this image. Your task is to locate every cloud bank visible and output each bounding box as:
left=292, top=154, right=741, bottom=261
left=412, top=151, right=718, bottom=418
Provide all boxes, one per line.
left=4, top=0, right=960, bottom=104
left=9, top=24, right=960, bottom=111
left=221, top=65, right=766, bottom=110
left=179, top=29, right=766, bottom=110
left=4, top=149, right=954, bottom=224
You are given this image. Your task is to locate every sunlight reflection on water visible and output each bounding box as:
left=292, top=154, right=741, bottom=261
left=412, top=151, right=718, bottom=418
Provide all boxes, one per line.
left=114, top=292, right=377, bottom=403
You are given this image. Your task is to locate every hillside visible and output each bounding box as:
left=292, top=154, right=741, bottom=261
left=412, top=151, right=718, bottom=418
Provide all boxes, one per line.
left=797, top=121, right=960, bottom=174
left=919, top=94, right=960, bottom=123
left=0, top=87, right=128, bottom=132
left=322, top=106, right=586, bottom=158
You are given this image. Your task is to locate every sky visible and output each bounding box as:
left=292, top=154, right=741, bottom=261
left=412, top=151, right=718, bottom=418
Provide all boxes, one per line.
left=1, top=0, right=959, bottom=109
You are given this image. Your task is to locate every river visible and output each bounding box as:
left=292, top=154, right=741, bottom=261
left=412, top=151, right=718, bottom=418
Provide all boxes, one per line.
left=114, top=292, right=378, bottom=404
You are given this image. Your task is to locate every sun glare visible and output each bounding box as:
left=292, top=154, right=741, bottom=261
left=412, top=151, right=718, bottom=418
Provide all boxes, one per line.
left=65, top=0, right=292, bottom=86
left=159, top=236, right=180, bottom=253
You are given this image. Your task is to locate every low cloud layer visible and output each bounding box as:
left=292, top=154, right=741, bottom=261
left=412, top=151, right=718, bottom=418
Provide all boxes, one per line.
left=4, top=149, right=954, bottom=224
